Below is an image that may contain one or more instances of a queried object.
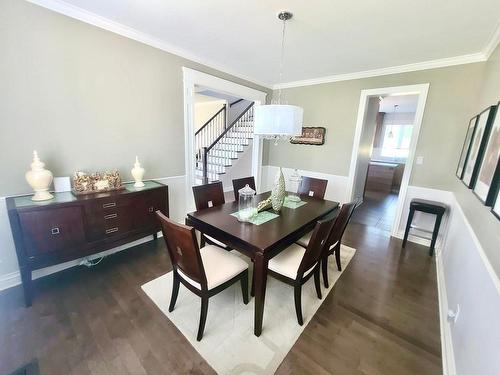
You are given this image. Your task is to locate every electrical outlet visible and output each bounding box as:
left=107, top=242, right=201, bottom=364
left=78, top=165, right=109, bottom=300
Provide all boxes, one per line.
left=447, top=304, right=460, bottom=323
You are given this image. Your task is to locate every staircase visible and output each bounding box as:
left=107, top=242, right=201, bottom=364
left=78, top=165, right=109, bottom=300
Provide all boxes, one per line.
left=195, top=103, right=254, bottom=185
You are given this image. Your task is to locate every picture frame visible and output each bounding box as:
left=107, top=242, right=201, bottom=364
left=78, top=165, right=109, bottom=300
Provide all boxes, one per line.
left=462, top=106, right=496, bottom=188
left=456, top=116, right=478, bottom=179
left=473, top=103, right=499, bottom=205
left=290, top=127, right=326, bottom=145
left=491, top=185, right=500, bottom=220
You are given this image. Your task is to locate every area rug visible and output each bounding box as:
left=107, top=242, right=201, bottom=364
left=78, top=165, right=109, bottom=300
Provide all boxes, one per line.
left=141, top=245, right=356, bottom=374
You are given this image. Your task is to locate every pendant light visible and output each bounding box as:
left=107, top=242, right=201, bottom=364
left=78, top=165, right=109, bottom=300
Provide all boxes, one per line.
left=254, top=11, right=304, bottom=142
left=387, top=104, right=399, bottom=139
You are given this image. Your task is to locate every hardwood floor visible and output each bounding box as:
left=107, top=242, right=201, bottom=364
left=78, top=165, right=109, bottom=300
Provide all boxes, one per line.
left=0, top=198, right=441, bottom=375
left=351, top=190, right=399, bottom=231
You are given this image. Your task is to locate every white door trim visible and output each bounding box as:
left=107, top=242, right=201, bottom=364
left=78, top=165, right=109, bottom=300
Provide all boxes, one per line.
left=182, top=68, right=267, bottom=212
left=346, top=83, right=430, bottom=237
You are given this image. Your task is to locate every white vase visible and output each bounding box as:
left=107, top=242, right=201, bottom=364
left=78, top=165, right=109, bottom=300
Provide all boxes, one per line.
left=131, top=156, right=145, bottom=188
left=25, top=150, right=54, bottom=201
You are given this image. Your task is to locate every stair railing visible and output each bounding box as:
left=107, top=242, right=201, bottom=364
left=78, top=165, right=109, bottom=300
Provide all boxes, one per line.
left=202, top=102, right=254, bottom=184
left=195, top=104, right=226, bottom=164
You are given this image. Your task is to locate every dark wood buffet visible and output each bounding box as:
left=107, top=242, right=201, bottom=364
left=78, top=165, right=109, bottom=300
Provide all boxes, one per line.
left=6, top=181, right=168, bottom=307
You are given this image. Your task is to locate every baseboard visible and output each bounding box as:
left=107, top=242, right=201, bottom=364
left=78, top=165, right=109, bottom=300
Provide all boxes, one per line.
left=393, top=230, right=432, bottom=247
left=436, top=253, right=457, bottom=375
left=0, top=271, right=23, bottom=291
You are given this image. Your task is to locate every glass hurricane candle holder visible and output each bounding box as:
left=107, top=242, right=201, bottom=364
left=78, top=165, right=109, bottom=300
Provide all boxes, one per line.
left=238, top=184, right=257, bottom=222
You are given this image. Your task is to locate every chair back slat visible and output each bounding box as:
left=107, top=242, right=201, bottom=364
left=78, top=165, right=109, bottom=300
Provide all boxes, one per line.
left=298, top=216, right=336, bottom=275
left=156, top=211, right=208, bottom=288
left=232, top=177, right=256, bottom=201
left=325, top=200, right=359, bottom=251
left=192, top=181, right=225, bottom=211
left=298, top=177, right=328, bottom=199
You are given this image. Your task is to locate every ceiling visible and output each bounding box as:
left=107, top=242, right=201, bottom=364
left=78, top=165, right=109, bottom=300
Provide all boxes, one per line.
left=195, top=87, right=240, bottom=103
left=30, top=0, right=500, bottom=87
left=379, top=95, right=419, bottom=113
left=194, top=93, right=225, bottom=104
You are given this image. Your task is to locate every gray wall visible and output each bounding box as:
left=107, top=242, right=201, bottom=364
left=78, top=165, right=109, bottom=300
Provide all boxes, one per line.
left=263, top=45, right=500, bottom=276
left=0, top=0, right=270, bottom=197
left=449, top=45, right=500, bottom=274
left=263, top=63, right=486, bottom=190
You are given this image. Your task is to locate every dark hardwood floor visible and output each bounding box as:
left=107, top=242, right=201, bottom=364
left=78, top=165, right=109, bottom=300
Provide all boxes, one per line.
left=351, top=190, right=399, bottom=231
left=0, top=195, right=441, bottom=375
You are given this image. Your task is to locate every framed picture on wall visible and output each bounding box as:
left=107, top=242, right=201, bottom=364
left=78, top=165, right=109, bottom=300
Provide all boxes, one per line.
left=473, top=103, right=499, bottom=205
left=462, top=106, right=496, bottom=188
left=290, top=127, right=326, bottom=145
left=491, top=184, right=500, bottom=220
left=456, top=116, right=479, bottom=179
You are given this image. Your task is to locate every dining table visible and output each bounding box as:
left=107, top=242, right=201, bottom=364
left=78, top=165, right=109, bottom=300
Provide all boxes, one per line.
left=185, top=192, right=339, bottom=336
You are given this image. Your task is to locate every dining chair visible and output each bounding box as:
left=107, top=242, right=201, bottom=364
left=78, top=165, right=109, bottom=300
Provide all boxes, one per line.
left=298, top=176, right=328, bottom=199
left=297, top=200, right=359, bottom=288
left=232, top=176, right=256, bottom=201
left=156, top=211, right=249, bottom=341
left=192, top=181, right=230, bottom=249
left=252, top=216, right=335, bottom=325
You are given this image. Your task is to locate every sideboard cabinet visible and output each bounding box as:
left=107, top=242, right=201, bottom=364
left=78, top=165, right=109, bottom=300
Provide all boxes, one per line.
left=7, top=181, right=168, bottom=306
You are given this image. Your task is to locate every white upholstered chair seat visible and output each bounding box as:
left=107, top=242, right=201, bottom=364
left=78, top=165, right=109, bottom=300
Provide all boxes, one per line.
left=297, top=231, right=338, bottom=250
left=204, top=234, right=229, bottom=248
left=177, top=245, right=247, bottom=290
left=268, top=243, right=316, bottom=280
left=296, top=231, right=313, bottom=247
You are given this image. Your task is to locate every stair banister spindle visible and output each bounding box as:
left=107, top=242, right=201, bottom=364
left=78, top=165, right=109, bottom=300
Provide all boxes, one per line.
left=203, top=146, right=208, bottom=184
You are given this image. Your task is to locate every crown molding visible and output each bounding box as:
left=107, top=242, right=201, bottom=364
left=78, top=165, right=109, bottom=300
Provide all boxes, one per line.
left=274, top=21, right=500, bottom=90
left=273, top=52, right=487, bottom=89
left=26, top=0, right=272, bottom=89
left=483, top=21, right=500, bottom=60
left=26, top=0, right=500, bottom=91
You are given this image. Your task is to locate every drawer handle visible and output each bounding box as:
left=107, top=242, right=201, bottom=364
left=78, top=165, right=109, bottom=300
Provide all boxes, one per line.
left=102, top=202, right=116, bottom=209
left=51, top=227, right=60, bottom=235
left=105, top=227, right=119, bottom=234
left=148, top=206, right=154, bottom=213
left=104, top=213, right=118, bottom=220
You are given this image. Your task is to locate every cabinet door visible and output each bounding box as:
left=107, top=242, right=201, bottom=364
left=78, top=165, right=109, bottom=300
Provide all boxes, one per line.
left=133, top=189, right=167, bottom=230
left=18, top=206, right=86, bottom=256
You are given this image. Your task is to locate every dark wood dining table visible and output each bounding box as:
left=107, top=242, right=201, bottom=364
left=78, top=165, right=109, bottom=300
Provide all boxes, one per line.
left=185, top=192, right=339, bottom=336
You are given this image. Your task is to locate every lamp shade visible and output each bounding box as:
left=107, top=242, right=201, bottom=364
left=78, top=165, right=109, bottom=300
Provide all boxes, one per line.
left=254, top=104, right=303, bottom=136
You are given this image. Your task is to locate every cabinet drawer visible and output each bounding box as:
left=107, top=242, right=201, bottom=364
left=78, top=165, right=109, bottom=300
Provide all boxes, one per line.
left=85, top=206, right=134, bottom=241
left=86, top=196, right=131, bottom=214
left=18, top=206, right=86, bottom=256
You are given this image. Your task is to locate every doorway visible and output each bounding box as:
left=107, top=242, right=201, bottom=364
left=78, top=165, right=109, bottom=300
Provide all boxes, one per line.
left=347, top=84, right=429, bottom=236
left=182, top=68, right=267, bottom=212
left=193, top=86, right=255, bottom=189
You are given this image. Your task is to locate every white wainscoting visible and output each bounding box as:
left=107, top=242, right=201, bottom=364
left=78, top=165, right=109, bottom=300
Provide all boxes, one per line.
left=262, top=166, right=453, bottom=248
left=261, top=166, right=350, bottom=203
left=438, top=195, right=500, bottom=375
left=392, top=185, right=455, bottom=249
left=0, top=175, right=186, bottom=291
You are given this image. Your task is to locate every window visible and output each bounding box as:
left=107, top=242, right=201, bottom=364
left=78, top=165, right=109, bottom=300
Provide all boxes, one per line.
left=381, top=125, right=413, bottom=158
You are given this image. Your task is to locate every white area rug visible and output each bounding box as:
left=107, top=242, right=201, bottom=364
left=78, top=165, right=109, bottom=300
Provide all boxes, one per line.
left=141, top=245, right=356, bottom=374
